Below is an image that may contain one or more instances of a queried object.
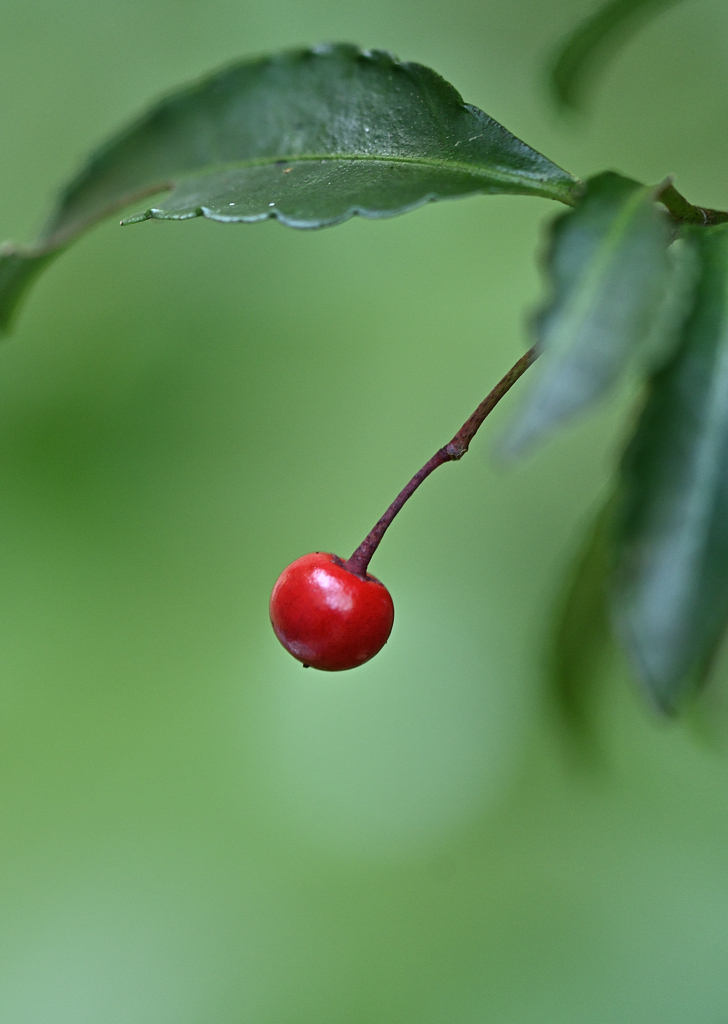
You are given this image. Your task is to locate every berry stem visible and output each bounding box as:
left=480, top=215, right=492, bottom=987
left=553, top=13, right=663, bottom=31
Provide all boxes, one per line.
left=343, top=346, right=538, bottom=577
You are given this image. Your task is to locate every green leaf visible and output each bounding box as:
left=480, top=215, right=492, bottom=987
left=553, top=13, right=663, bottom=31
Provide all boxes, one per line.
left=612, top=225, right=728, bottom=713
left=549, top=498, right=615, bottom=749
left=0, top=246, right=57, bottom=334
left=550, top=0, right=685, bottom=112
left=638, top=234, right=700, bottom=373
left=0, top=43, right=579, bottom=334
left=504, top=172, right=672, bottom=454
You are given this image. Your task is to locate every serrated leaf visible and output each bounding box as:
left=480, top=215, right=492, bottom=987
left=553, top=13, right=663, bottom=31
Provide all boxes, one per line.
left=550, top=0, right=685, bottom=113
left=504, top=172, right=672, bottom=454
left=0, top=43, right=579, bottom=334
left=550, top=498, right=614, bottom=750
left=612, top=225, right=728, bottom=713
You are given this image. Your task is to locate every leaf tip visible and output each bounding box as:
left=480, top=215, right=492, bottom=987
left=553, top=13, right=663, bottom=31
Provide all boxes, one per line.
left=496, top=417, right=538, bottom=463
left=120, top=210, right=154, bottom=226
left=0, top=245, right=56, bottom=336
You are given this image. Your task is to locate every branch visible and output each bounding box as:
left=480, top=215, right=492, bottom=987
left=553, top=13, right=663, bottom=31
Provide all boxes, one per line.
left=344, top=347, right=537, bottom=576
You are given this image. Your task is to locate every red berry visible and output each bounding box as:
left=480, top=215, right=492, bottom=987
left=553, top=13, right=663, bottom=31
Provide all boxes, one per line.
left=270, top=552, right=394, bottom=671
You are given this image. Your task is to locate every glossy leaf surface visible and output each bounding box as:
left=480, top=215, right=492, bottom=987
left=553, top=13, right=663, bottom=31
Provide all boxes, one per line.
left=550, top=0, right=684, bottom=112
left=0, top=43, right=578, bottom=334
left=505, top=172, right=671, bottom=453
left=613, top=226, right=728, bottom=712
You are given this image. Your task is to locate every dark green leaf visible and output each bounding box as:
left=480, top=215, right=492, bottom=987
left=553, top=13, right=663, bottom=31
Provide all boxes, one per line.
left=612, top=225, right=728, bottom=713
left=550, top=498, right=615, bottom=750
left=0, top=246, right=57, bottom=335
left=550, top=0, right=685, bottom=112
left=0, top=43, right=579, bottom=334
left=505, top=172, right=672, bottom=453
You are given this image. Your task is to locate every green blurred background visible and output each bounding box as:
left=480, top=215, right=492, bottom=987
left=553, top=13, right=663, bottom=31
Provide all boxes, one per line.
left=1, top=1, right=728, bottom=1021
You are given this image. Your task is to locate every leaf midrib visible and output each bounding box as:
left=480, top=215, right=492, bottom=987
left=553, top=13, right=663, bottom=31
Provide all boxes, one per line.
left=41, top=154, right=578, bottom=253
left=158, top=151, right=572, bottom=184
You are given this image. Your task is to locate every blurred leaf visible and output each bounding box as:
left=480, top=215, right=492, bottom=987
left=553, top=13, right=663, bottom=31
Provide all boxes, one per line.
left=0, top=42, right=579, bottom=335
left=504, top=172, right=671, bottom=453
left=638, top=234, right=700, bottom=373
left=612, top=225, right=728, bottom=713
left=550, top=0, right=685, bottom=112
left=0, top=246, right=57, bottom=336
left=550, top=498, right=615, bottom=749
